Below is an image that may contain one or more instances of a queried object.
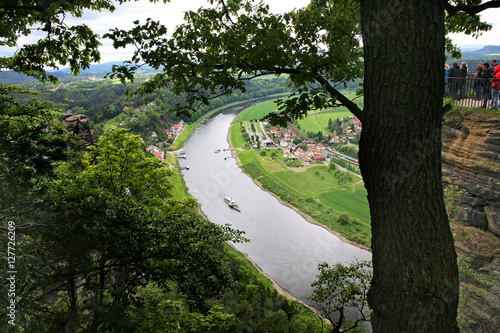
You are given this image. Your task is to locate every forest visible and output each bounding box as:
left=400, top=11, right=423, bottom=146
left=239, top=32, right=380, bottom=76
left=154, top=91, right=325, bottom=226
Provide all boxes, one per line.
left=14, top=74, right=296, bottom=139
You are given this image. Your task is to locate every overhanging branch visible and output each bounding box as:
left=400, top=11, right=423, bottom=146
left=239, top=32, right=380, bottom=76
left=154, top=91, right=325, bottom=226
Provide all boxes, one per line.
left=446, top=0, right=500, bottom=17
left=314, top=75, right=364, bottom=122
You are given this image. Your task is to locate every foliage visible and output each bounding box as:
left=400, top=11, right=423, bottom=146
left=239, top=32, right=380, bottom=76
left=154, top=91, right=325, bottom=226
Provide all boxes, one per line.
left=5, top=127, right=246, bottom=331
left=1, top=114, right=327, bottom=332
left=0, top=84, right=77, bottom=224
left=444, top=0, right=496, bottom=58
left=126, top=282, right=236, bottom=333
left=336, top=145, right=358, bottom=159
left=105, top=0, right=364, bottom=123
left=0, top=0, right=123, bottom=82
left=285, top=158, right=303, bottom=168
left=444, top=184, right=466, bottom=225
left=329, top=157, right=360, bottom=175
left=309, top=260, right=372, bottom=333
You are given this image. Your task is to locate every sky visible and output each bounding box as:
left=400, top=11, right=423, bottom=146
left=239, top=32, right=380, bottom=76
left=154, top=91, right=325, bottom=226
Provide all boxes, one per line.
left=1, top=0, right=499, bottom=65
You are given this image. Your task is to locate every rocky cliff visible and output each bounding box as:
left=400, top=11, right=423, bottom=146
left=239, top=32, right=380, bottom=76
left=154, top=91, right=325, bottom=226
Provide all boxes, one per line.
left=454, top=225, right=500, bottom=332
left=442, top=113, right=500, bottom=332
left=60, top=112, right=95, bottom=147
left=442, top=113, right=500, bottom=237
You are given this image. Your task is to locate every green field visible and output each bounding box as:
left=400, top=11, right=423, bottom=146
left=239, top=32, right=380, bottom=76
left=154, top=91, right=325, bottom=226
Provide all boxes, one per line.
left=294, top=91, right=363, bottom=135
left=316, top=183, right=370, bottom=226
left=297, top=108, right=352, bottom=134
left=230, top=122, right=249, bottom=148
left=234, top=148, right=371, bottom=246
left=236, top=99, right=280, bottom=121
left=164, top=153, right=190, bottom=201
left=273, top=166, right=358, bottom=194
left=253, top=165, right=371, bottom=246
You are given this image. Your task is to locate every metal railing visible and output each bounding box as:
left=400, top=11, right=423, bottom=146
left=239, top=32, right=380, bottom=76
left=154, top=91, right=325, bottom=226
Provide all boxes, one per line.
left=444, top=76, right=495, bottom=109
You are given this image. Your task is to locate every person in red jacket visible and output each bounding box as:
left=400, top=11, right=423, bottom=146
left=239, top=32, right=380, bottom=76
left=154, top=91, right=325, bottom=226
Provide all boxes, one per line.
left=492, top=65, right=500, bottom=110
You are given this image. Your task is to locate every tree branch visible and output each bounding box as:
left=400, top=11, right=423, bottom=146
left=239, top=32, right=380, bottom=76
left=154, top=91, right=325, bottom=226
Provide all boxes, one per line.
left=219, top=0, right=236, bottom=28
left=446, top=0, right=500, bottom=17
left=313, top=75, right=364, bottom=122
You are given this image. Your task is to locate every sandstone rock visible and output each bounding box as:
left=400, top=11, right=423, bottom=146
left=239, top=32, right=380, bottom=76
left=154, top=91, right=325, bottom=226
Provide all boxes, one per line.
left=455, top=227, right=500, bottom=333
left=485, top=205, right=500, bottom=236
left=442, top=114, right=500, bottom=237
left=60, top=112, right=95, bottom=147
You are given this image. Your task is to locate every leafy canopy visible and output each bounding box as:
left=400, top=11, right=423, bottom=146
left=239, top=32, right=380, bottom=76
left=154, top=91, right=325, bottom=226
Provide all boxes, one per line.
left=106, top=0, right=364, bottom=123
left=0, top=0, right=174, bottom=82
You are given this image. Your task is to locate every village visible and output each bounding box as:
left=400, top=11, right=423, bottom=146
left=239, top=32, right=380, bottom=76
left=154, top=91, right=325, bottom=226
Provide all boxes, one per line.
left=241, top=115, right=361, bottom=168
left=144, top=119, right=186, bottom=161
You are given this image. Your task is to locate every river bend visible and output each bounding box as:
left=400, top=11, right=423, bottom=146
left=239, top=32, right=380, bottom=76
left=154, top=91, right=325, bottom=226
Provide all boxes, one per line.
left=180, top=106, right=371, bottom=302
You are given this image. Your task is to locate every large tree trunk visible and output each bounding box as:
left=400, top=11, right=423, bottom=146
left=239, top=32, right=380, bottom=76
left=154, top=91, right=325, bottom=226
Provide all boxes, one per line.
left=359, top=0, right=459, bottom=331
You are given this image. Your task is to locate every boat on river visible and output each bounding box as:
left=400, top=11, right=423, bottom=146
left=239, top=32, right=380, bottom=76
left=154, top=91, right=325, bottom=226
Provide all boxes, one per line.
left=224, top=195, right=240, bottom=212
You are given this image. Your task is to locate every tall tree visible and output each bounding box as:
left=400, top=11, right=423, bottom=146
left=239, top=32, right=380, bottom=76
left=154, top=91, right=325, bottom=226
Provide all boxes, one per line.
left=359, top=1, right=456, bottom=331
left=309, top=260, right=371, bottom=333
left=105, top=0, right=498, bottom=331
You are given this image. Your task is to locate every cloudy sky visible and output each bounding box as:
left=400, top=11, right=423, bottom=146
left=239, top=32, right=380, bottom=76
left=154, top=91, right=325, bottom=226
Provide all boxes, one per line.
left=2, top=0, right=499, bottom=64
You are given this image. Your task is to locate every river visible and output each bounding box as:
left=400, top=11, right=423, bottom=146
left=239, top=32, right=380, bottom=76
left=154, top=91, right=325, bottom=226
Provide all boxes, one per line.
left=179, top=103, right=371, bottom=303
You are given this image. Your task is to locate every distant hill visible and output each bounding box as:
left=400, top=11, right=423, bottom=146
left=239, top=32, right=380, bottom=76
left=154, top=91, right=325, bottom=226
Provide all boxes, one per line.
left=445, top=45, right=500, bottom=71
left=460, top=45, right=500, bottom=58
left=0, top=61, right=158, bottom=85
left=53, top=61, right=129, bottom=76
left=0, top=71, right=38, bottom=85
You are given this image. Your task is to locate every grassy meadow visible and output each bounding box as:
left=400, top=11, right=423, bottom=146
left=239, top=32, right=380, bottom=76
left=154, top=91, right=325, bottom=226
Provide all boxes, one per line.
left=164, top=153, right=190, bottom=201
left=236, top=99, right=280, bottom=121
left=296, top=108, right=352, bottom=134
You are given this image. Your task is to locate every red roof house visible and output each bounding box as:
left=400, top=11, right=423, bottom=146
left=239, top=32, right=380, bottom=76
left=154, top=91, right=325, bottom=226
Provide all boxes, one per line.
left=312, top=154, right=326, bottom=162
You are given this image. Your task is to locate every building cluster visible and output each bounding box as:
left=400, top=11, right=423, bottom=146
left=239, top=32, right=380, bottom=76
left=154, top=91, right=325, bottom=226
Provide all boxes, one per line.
left=146, top=145, right=165, bottom=162
left=166, top=120, right=185, bottom=139
left=295, top=143, right=327, bottom=163
left=330, top=116, right=361, bottom=144
left=262, top=116, right=362, bottom=166
left=265, top=125, right=329, bottom=164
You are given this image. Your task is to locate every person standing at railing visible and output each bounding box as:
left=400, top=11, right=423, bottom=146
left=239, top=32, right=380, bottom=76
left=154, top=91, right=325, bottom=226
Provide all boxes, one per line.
left=458, top=61, right=468, bottom=100
left=474, top=62, right=483, bottom=100
left=444, top=64, right=450, bottom=97
left=480, top=63, right=493, bottom=108
left=448, top=62, right=462, bottom=100
left=492, top=65, right=500, bottom=110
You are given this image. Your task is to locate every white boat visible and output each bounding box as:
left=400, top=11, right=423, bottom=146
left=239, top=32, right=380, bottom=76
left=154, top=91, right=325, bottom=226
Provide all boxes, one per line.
left=224, top=196, right=240, bottom=212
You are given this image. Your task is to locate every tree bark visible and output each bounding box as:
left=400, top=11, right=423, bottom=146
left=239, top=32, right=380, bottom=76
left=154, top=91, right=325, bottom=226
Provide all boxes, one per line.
left=359, top=0, right=459, bottom=331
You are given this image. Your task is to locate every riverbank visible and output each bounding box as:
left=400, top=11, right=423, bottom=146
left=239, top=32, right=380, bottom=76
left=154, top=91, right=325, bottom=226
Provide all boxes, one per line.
left=228, top=101, right=370, bottom=248
left=227, top=123, right=371, bottom=252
